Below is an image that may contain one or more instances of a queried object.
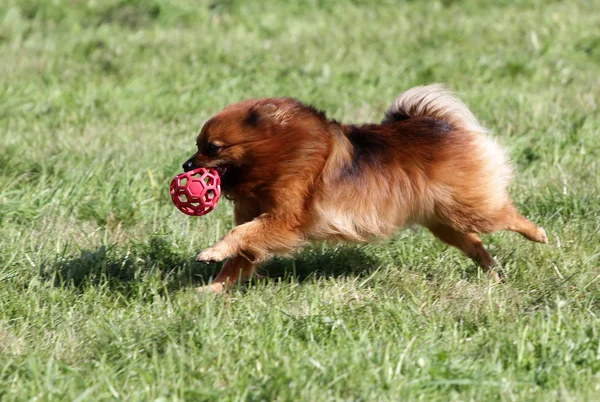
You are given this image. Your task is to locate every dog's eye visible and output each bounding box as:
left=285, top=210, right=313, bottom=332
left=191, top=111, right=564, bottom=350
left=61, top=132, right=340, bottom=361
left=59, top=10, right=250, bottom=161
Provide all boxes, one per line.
left=206, top=142, right=221, bottom=157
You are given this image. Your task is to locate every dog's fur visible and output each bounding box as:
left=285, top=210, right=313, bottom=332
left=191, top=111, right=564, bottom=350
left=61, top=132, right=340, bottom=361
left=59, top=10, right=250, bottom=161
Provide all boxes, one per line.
left=182, top=84, right=548, bottom=292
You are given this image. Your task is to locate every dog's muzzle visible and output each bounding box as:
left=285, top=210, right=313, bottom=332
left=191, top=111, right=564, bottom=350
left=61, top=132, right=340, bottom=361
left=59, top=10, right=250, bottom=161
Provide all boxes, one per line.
left=182, top=155, right=197, bottom=172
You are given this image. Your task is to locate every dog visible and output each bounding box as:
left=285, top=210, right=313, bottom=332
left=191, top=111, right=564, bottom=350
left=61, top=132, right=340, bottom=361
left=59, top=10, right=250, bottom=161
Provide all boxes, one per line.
left=181, top=84, right=548, bottom=293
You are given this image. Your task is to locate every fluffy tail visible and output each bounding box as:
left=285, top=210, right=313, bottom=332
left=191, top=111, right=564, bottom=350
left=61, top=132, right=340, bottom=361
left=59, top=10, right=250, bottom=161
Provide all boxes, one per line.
left=383, top=84, right=487, bottom=134
left=384, top=84, right=515, bottom=201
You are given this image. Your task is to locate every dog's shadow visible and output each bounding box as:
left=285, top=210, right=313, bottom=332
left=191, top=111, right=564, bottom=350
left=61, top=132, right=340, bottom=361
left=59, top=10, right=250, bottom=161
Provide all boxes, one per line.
left=46, top=238, right=380, bottom=295
left=47, top=238, right=212, bottom=294
left=258, top=246, right=380, bottom=283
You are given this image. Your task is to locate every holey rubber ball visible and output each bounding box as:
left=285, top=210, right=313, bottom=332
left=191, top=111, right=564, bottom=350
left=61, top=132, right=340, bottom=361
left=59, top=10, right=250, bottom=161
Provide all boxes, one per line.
left=170, top=168, right=221, bottom=216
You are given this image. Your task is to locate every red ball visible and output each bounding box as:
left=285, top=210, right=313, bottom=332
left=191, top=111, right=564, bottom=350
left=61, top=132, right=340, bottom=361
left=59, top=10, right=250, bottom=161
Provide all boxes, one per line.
left=170, top=168, right=221, bottom=216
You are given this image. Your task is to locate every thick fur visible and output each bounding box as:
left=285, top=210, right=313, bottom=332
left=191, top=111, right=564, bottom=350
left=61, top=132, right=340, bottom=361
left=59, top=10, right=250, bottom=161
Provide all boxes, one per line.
left=183, top=84, right=547, bottom=292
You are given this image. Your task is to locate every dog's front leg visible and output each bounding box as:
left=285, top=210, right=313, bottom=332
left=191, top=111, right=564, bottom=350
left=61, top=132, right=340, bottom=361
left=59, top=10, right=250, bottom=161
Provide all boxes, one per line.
left=196, top=256, right=256, bottom=293
left=197, top=216, right=303, bottom=264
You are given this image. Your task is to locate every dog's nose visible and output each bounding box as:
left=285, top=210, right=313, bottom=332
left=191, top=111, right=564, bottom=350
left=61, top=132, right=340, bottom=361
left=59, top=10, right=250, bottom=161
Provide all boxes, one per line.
left=182, top=159, right=195, bottom=172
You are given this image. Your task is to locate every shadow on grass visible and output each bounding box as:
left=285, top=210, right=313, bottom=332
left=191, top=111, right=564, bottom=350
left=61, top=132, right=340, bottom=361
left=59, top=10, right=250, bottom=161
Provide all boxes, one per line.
left=259, top=246, right=380, bottom=283
left=46, top=237, right=218, bottom=295
left=46, top=238, right=381, bottom=295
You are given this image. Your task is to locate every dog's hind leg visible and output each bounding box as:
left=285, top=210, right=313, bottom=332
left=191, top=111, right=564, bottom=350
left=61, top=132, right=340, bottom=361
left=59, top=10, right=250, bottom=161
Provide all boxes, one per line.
left=427, top=223, right=500, bottom=281
left=500, top=204, right=548, bottom=244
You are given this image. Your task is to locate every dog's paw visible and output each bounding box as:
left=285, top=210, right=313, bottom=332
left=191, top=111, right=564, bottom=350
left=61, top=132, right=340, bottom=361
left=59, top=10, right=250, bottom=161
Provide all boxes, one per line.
left=196, top=282, right=225, bottom=294
left=537, top=227, right=548, bottom=244
left=197, top=243, right=230, bottom=264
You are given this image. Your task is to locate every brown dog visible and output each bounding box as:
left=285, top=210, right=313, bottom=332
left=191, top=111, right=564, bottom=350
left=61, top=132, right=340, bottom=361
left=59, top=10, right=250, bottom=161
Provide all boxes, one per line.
left=182, top=84, right=548, bottom=292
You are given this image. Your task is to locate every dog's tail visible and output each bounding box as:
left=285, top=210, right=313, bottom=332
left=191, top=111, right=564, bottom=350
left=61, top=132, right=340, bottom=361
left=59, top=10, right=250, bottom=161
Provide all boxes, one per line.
left=382, top=84, right=487, bottom=134
left=384, top=84, right=514, bottom=192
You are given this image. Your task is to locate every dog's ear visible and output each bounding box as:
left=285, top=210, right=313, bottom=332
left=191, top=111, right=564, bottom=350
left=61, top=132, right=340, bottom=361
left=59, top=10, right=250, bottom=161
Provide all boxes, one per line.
left=245, top=103, right=292, bottom=126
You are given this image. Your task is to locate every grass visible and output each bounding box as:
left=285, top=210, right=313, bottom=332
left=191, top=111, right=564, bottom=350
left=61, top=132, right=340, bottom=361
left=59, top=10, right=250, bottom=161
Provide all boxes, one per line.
left=1, top=0, right=599, bottom=400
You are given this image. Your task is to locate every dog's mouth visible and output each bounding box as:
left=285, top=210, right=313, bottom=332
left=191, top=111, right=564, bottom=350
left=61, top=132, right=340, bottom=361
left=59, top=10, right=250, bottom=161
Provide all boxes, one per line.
left=182, top=158, right=238, bottom=191
left=213, top=163, right=238, bottom=191
left=182, top=158, right=231, bottom=177
left=216, top=163, right=242, bottom=193
left=213, top=164, right=231, bottom=178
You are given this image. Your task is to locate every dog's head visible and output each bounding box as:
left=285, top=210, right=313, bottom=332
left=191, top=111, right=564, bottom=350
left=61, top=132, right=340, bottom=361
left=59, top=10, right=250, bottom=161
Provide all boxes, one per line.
left=182, top=98, right=329, bottom=197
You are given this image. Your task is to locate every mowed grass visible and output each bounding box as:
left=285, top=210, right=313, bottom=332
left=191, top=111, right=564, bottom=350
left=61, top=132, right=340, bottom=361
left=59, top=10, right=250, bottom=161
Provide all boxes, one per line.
left=1, top=0, right=599, bottom=400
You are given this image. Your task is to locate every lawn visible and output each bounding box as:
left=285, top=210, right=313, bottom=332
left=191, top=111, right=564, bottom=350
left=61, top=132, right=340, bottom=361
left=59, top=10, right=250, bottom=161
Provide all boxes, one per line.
left=1, top=0, right=599, bottom=400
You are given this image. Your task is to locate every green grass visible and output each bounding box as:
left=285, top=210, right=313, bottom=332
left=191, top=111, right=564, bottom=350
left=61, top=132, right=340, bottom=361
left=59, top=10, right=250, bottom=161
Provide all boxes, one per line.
left=1, top=0, right=599, bottom=400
